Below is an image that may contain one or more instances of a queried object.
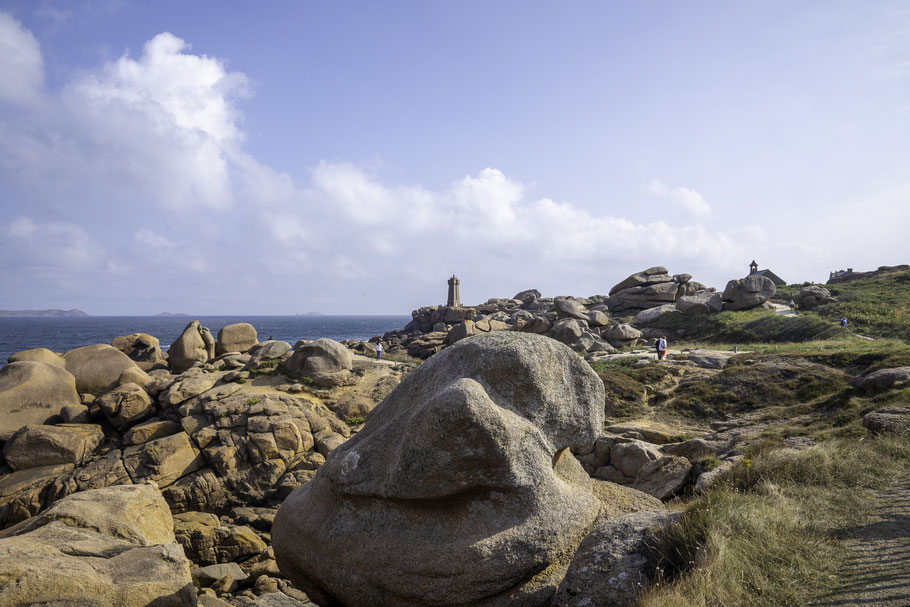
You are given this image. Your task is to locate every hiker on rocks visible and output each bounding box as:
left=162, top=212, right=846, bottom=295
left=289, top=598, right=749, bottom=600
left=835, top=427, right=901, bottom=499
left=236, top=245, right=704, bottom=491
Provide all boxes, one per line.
left=375, top=341, right=383, bottom=360
left=658, top=336, right=668, bottom=360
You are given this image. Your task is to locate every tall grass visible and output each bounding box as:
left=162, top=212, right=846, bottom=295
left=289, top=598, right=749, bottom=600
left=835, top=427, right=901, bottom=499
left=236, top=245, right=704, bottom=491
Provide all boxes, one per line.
left=641, top=436, right=910, bottom=607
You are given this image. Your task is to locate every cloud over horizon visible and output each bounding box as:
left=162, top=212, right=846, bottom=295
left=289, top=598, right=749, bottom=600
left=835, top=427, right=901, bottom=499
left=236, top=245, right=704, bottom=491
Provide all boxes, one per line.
left=1, top=13, right=894, bottom=314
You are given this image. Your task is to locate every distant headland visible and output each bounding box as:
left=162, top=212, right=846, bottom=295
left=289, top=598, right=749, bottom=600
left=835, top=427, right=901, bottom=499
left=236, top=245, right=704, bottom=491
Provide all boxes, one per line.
left=155, top=312, right=190, bottom=317
left=0, top=309, right=88, bottom=317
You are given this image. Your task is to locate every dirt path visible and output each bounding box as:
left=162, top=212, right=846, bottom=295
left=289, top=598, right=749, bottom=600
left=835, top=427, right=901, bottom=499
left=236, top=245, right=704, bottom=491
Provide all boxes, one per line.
left=812, top=478, right=910, bottom=606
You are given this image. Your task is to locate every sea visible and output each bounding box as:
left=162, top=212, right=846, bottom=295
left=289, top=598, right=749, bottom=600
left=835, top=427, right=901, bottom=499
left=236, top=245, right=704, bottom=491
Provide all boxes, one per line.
left=0, top=315, right=411, bottom=363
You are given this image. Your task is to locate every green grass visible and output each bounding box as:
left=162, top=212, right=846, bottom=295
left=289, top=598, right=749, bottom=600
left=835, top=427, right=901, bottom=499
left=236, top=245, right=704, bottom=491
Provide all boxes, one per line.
left=247, top=397, right=260, bottom=406
left=344, top=415, right=366, bottom=425
left=647, top=308, right=841, bottom=345
left=820, top=267, right=910, bottom=337
left=642, top=435, right=910, bottom=607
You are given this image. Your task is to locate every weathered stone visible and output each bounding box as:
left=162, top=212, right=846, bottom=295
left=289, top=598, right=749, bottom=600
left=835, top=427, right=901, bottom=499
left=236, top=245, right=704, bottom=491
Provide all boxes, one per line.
left=632, top=456, right=692, bottom=500
left=111, top=332, right=166, bottom=366
left=161, top=373, right=219, bottom=407
left=247, top=341, right=292, bottom=367
left=610, top=440, right=663, bottom=479
left=63, top=344, right=140, bottom=395
left=553, top=510, right=678, bottom=607
left=662, top=437, right=727, bottom=461
left=0, top=361, right=80, bottom=440
left=96, top=382, right=155, bottom=430
left=273, top=332, right=605, bottom=607
left=217, top=323, right=259, bottom=356
left=194, top=562, right=248, bottom=588
left=862, top=405, right=910, bottom=435
left=795, top=285, right=834, bottom=309
left=722, top=275, right=776, bottom=311
left=632, top=304, right=679, bottom=325
left=609, top=267, right=670, bottom=295
left=0, top=515, right=194, bottom=606
left=676, top=291, right=723, bottom=315
left=850, top=367, right=910, bottom=392
left=122, top=432, right=206, bottom=488
left=169, top=320, right=216, bottom=372
left=284, top=339, right=353, bottom=387
left=46, top=449, right=132, bottom=503
left=601, top=323, right=642, bottom=347
left=124, top=418, right=182, bottom=445
left=513, top=289, right=541, bottom=303
left=7, top=347, right=65, bottom=367
left=3, top=424, right=103, bottom=471
left=0, top=464, right=74, bottom=528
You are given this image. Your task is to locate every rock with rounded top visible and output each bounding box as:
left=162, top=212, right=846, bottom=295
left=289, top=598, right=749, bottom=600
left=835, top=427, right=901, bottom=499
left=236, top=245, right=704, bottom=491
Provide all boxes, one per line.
left=247, top=340, right=292, bottom=368
left=549, top=318, right=595, bottom=352
left=862, top=405, right=910, bottom=435
left=0, top=361, right=80, bottom=440
left=850, top=367, right=910, bottom=392
left=632, top=304, right=679, bottom=325
left=273, top=332, right=606, bottom=607
left=117, top=365, right=157, bottom=394
left=610, top=440, right=663, bottom=479
left=168, top=320, right=216, bottom=372
left=7, top=347, right=65, bottom=367
left=520, top=315, right=552, bottom=334
left=555, top=297, right=590, bottom=321
left=609, top=266, right=671, bottom=295
left=601, top=323, right=642, bottom=347
left=795, top=285, right=835, bottom=309
left=513, top=288, right=541, bottom=303
left=722, top=275, right=776, bottom=311
left=9, top=483, right=177, bottom=546
left=676, top=291, right=723, bottom=315
left=0, top=483, right=193, bottom=606
left=216, top=323, right=259, bottom=356
left=161, top=373, right=219, bottom=407
left=111, top=333, right=166, bottom=366
left=63, top=344, right=141, bottom=395
left=96, top=382, right=155, bottom=430
left=553, top=510, right=678, bottom=607
left=284, top=339, right=353, bottom=387
left=3, top=424, right=103, bottom=471
left=632, top=456, right=692, bottom=500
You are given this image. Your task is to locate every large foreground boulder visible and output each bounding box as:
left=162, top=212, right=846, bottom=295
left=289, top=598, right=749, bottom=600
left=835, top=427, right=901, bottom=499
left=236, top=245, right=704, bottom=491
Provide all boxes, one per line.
left=273, top=332, right=606, bottom=607
left=0, top=484, right=195, bottom=606
left=0, top=361, right=80, bottom=440
left=7, top=347, right=65, bottom=367
left=168, top=320, right=216, bottom=372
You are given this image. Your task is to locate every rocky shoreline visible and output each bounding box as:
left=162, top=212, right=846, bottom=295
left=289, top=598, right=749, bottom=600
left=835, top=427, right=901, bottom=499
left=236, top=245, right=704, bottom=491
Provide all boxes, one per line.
left=0, top=266, right=905, bottom=606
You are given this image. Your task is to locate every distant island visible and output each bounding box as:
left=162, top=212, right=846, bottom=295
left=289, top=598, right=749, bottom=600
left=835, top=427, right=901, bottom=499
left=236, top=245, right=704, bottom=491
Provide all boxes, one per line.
left=0, top=309, right=89, bottom=317
left=302, top=311, right=325, bottom=316
left=155, top=312, right=189, bottom=317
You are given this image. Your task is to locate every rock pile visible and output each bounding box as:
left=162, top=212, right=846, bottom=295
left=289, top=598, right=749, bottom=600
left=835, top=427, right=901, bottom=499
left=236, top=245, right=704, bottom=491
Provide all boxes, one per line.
left=0, top=324, right=406, bottom=605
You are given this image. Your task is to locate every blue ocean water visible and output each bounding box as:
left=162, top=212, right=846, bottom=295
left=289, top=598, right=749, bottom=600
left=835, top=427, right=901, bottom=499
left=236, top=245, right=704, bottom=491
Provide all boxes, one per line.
left=0, top=315, right=411, bottom=363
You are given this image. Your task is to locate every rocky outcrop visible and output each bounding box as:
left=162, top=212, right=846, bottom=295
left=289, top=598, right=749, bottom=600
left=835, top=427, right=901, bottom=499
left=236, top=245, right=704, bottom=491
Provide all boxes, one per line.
left=793, top=285, right=835, bottom=310
left=7, top=347, right=65, bottom=367
left=850, top=367, right=910, bottom=392
left=862, top=405, right=910, bottom=435
left=111, top=332, right=167, bottom=367
left=676, top=291, right=723, bottom=315
left=722, top=275, right=776, bottom=311
left=553, top=510, right=678, bottom=607
left=63, top=344, right=142, bottom=395
left=0, top=361, right=80, bottom=440
left=169, top=320, right=216, bottom=372
left=608, top=267, right=704, bottom=315
left=216, top=323, right=259, bottom=356
left=0, top=484, right=195, bottom=606
left=3, top=424, right=103, bottom=471
left=284, top=339, right=353, bottom=387
left=97, top=382, right=155, bottom=430
left=273, top=332, right=607, bottom=607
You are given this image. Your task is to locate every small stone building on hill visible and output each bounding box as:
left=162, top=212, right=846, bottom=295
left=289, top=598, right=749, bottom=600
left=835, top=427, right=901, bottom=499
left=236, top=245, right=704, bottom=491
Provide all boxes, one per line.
left=748, top=260, right=786, bottom=286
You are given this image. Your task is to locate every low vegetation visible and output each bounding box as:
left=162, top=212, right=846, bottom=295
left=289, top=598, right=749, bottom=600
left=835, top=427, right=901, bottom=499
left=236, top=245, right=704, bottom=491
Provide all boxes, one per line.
left=642, top=435, right=910, bottom=607
left=820, top=266, right=910, bottom=337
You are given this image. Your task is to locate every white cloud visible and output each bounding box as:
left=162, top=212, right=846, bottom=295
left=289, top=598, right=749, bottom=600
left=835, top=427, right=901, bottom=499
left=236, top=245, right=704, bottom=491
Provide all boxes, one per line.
left=0, top=12, right=44, bottom=105
left=2, top=216, right=103, bottom=271
left=643, top=180, right=712, bottom=215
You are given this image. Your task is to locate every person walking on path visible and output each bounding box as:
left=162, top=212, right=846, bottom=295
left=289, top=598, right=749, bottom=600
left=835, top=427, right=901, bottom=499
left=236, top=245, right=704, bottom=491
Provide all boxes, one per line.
left=840, top=317, right=848, bottom=328
left=658, top=336, right=668, bottom=360
left=789, top=299, right=796, bottom=312
left=375, top=341, right=383, bottom=360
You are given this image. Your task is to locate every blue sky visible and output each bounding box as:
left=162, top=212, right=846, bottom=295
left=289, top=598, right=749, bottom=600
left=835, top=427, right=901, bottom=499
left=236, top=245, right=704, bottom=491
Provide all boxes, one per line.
left=1, top=1, right=908, bottom=314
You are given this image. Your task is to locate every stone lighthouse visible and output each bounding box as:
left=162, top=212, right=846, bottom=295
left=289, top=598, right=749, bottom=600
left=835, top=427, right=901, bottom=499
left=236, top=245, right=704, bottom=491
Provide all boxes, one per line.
left=447, top=275, right=461, bottom=308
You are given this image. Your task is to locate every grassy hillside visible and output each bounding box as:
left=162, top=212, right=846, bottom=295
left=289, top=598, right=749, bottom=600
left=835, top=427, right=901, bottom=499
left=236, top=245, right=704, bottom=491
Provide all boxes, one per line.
left=817, top=266, right=910, bottom=337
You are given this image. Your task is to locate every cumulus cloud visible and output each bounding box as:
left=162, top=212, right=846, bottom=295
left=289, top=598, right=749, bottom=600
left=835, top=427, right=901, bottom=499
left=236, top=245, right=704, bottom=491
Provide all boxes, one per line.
left=643, top=180, right=712, bottom=215
left=0, top=12, right=44, bottom=105
left=0, top=15, right=755, bottom=313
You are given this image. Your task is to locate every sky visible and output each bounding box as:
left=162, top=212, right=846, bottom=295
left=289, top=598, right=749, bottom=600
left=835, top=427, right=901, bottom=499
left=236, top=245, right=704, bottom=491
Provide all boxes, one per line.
left=0, top=1, right=908, bottom=315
